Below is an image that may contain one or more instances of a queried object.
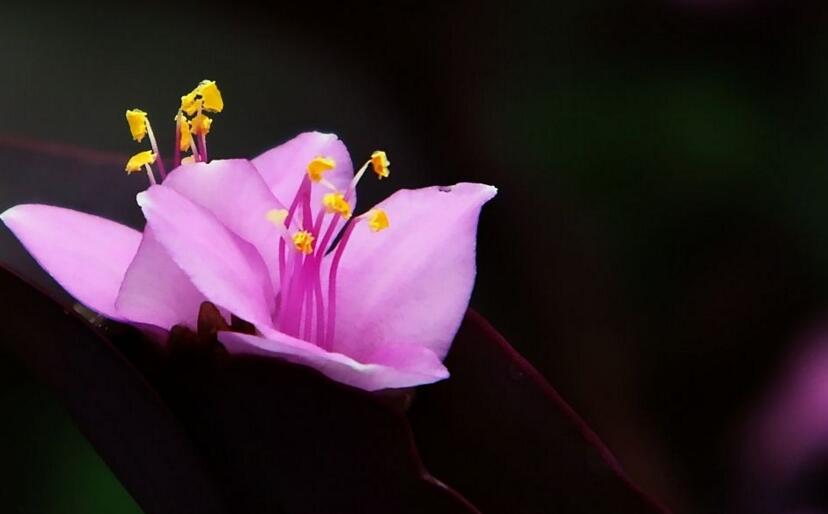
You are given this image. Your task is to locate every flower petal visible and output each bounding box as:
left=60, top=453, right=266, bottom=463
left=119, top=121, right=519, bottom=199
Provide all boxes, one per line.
left=252, top=131, right=355, bottom=209
left=219, top=330, right=448, bottom=391
left=162, top=159, right=285, bottom=292
left=330, top=183, right=497, bottom=360
left=115, top=227, right=207, bottom=330
left=0, top=204, right=140, bottom=320
left=137, top=185, right=275, bottom=329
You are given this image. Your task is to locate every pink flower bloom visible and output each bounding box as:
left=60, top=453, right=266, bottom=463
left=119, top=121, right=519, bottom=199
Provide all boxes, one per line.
left=1, top=131, right=496, bottom=391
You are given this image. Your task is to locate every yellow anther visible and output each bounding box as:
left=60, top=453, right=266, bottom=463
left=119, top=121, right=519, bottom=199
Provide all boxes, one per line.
left=180, top=92, right=200, bottom=116
left=191, top=113, right=213, bottom=136
left=266, top=208, right=289, bottom=227
left=178, top=116, right=193, bottom=151
left=292, top=230, right=315, bottom=255
left=322, top=192, right=352, bottom=219
left=180, top=80, right=223, bottom=115
left=125, top=150, right=156, bottom=174
left=197, top=80, right=224, bottom=113
left=307, top=156, right=336, bottom=182
left=370, top=151, right=390, bottom=179
left=125, top=109, right=149, bottom=142
left=366, top=208, right=389, bottom=232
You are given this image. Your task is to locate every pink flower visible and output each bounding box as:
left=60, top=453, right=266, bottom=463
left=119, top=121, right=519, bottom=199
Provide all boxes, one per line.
left=1, top=131, right=496, bottom=391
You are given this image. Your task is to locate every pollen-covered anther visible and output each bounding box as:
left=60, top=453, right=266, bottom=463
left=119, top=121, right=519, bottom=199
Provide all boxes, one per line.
left=307, top=156, right=336, bottom=183
left=197, top=80, right=224, bottom=112
left=370, top=150, right=390, bottom=179
left=125, top=109, right=149, bottom=142
left=125, top=150, right=156, bottom=174
left=177, top=115, right=193, bottom=151
left=366, top=208, right=390, bottom=232
left=180, top=91, right=200, bottom=116
left=180, top=79, right=224, bottom=116
left=191, top=113, right=212, bottom=136
left=322, top=192, right=352, bottom=219
left=266, top=208, right=289, bottom=227
left=292, top=230, right=315, bottom=254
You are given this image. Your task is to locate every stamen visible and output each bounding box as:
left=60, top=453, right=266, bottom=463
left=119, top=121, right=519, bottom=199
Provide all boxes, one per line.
left=173, top=116, right=181, bottom=167
left=307, top=156, right=335, bottom=183
left=125, top=151, right=157, bottom=185
left=263, top=148, right=394, bottom=348
left=370, top=150, right=390, bottom=179
left=325, top=220, right=358, bottom=350
left=180, top=91, right=200, bottom=116
left=197, top=80, right=224, bottom=112
left=189, top=135, right=200, bottom=162
left=125, top=150, right=156, bottom=174
left=313, top=267, right=325, bottom=345
left=125, top=109, right=148, bottom=142
left=322, top=192, right=352, bottom=220
left=278, top=245, right=303, bottom=333
left=144, top=163, right=157, bottom=185
left=366, top=208, right=390, bottom=232
left=177, top=114, right=193, bottom=152
left=125, top=109, right=166, bottom=179
left=346, top=150, right=390, bottom=201
left=277, top=178, right=310, bottom=323
left=266, top=208, right=289, bottom=227
left=200, top=133, right=209, bottom=162
left=292, top=230, right=315, bottom=255
left=144, top=119, right=166, bottom=179
left=192, top=100, right=212, bottom=162
left=303, top=283, right=314, bottom=341
left=191, top=113, right=213, bottom=137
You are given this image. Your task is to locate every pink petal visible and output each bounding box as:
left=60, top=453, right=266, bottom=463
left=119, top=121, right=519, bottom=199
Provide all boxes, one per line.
left=1, top=204, right=140, bottom=320
left=218, top=330, right=448, bottom=391
left=252, top=132, right=355, bottom=209
left=115, top=227, right=207, bottom=330
left=330, top=183, right=497, bottom=360
left=137, top=185, right=275, bottom=329
left=162, top=159, right=285, bottom=292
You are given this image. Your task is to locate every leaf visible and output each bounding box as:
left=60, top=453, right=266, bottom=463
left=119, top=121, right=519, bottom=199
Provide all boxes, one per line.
left=409, top=310, right=670, bottom=514
left=0, top=264, right=478, bottom=513
left=0, top=265, right=225, bottom=514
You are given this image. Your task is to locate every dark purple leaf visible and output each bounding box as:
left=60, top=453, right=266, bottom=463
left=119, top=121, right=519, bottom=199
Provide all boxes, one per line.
left=0, top=265, right=225, bottom=514
left=0, top=265, right=478, bottom=513
left=410, top=310, right=671, bottom=514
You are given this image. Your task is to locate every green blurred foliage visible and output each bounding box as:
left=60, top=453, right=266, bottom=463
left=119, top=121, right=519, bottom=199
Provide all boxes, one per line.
left=0, top=353, right=142, bottom=513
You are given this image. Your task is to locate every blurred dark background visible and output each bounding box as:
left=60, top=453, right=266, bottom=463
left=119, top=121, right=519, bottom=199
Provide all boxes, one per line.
left=3, top=1, right=828, bottom=512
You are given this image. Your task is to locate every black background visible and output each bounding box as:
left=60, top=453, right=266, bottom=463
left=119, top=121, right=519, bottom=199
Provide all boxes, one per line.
left=3, top=1, right=828, bottom=512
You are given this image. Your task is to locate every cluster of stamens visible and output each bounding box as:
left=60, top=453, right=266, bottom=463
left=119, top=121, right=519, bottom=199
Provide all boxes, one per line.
left=265, top=151, right=391, bottom=349
left=124, top=80, right=391, bottom=350
left=124, top=80, right=224, bottom=183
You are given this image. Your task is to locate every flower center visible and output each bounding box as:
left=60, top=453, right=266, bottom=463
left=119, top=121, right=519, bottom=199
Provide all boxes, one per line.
left=267, top=154, right=390, bottom=349
left=125, top=80, right=391, bottom=350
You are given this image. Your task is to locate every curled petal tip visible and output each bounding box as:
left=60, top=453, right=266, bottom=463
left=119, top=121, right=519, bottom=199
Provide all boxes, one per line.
left=0, top=204, right=22, bottom=223
left=479, top=183, right=498, bottom=200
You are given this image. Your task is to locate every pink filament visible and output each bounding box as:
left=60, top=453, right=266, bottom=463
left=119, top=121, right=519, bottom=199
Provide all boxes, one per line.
left=325, top=221, right=357, bottom=350
left=173, top=123, right=181, bottom=168
left=314, top=264, right=326, bottom=347
left=274, top=177, right=361, bottom=350
left=156, top=153, right=167, bottom=180
left=276, top=178, right=309, bottom=328
left=280, top=252, right=303, bottom=335
left=199, top=133, right=208, bottom=162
